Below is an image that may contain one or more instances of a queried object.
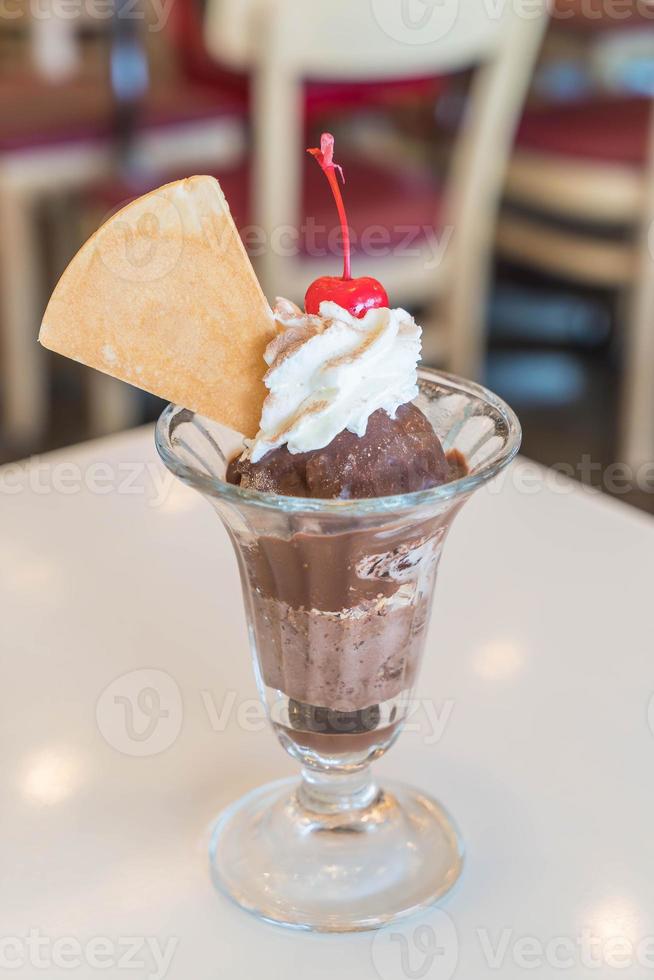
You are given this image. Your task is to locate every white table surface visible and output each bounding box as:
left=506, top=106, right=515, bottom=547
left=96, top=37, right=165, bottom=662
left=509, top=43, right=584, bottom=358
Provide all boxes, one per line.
left=2, top=427, right=654, bottom=979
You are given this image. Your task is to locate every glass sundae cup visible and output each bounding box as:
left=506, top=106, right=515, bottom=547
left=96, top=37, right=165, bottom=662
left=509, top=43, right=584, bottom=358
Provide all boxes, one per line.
left=156, top=367, right=520, bottom=932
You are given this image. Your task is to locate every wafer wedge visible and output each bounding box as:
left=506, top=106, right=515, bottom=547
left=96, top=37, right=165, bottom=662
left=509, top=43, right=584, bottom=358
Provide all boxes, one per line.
left=40, top=176, right=275, bottom=437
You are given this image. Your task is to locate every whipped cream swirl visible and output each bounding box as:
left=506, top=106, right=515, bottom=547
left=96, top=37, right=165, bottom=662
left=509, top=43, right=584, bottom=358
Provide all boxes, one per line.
left=247, top=298, right=421, bottom=462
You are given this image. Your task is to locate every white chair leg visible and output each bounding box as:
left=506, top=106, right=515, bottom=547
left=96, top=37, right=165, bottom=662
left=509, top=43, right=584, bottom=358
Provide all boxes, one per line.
left=442, top=273, right=488, bottom=381
left=251, top=43, right=302, bottom=303
left=0, top=184, right=48, bottom=448
left=620, top=106, right=654, bottom=471
left=88, top=373, right=143, bottom=437
left=419, top=307, right=448, bottom=367
left=621, top=267, right=654, bottom=470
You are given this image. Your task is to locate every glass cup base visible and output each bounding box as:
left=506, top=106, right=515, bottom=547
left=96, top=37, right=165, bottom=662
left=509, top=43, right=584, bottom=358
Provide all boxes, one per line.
left=209, top=777, right=464, bottom=932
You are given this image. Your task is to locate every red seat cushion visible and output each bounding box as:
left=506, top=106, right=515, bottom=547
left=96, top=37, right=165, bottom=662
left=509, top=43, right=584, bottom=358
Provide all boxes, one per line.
left=300, top=153, right=443, bottom=258
left=306, top=76, right=447, bottom=117
left=86, top=154, right=443, bottom=261
left=0, top=78, right=245, bottom=153
left=173, top=54, right=447, bottom=120
left=0, top=72, right=444, bottom=157
left=515, top=97, right=650, bottom=166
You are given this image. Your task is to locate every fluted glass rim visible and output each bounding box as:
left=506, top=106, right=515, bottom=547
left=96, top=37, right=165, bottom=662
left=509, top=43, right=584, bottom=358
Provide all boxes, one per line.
left=155, top=368, right=521, bottom=515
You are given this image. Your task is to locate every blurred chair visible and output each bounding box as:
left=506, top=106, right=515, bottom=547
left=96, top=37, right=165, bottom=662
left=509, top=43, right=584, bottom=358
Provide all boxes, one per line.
left=0, top=23, right=246, bottom=448
left=169, top=0, right=249, bottom=102
left=202, top=0, right=447, bottom=115
left=205, top=0, right=548, bottom=379
left=497, top=95, right=654, bottom=467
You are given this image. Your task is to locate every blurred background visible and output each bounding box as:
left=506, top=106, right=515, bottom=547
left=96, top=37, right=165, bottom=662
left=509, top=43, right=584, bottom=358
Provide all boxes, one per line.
left=2, top=0, right=654, bottom=509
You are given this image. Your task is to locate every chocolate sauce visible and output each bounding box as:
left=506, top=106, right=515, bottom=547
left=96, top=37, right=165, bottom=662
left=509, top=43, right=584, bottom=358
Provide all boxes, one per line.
left=227, top=404, right=449, bottom=499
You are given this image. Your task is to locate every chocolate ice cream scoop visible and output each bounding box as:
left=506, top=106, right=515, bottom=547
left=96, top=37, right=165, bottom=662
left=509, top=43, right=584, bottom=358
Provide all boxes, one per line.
left=227, top=403, right=450, bottom=499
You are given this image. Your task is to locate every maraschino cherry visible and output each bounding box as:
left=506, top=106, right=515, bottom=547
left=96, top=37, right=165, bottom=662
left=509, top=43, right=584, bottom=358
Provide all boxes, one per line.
left=305, top=133, right=389, bottom=319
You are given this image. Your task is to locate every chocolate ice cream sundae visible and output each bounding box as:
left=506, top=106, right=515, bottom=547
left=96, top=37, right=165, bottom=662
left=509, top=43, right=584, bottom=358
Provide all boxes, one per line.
left=39, top=118, right=520, bottom=930
left=226, top=294, right=467, bottom=764
left=218, top=134, right=471, bottom=765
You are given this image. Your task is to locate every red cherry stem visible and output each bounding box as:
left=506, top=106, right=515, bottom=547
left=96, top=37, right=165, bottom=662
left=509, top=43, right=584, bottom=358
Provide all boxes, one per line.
left=308, top=134, right=351, bottom=281
left=323, top=167, right=351, bottom=281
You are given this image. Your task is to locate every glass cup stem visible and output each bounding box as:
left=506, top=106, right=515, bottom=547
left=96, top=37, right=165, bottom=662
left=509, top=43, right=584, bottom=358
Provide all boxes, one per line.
left=298, top=765, right=379, bottom=815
